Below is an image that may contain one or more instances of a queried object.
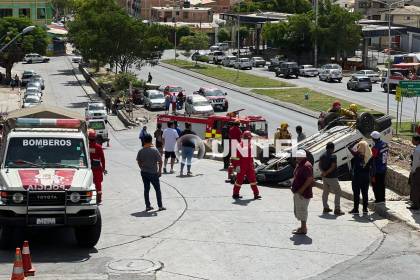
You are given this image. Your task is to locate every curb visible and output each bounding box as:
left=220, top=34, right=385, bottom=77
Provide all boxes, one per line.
left=159, top=62, right=319, bottom=119
left=314, top=181, right=420, bottom=231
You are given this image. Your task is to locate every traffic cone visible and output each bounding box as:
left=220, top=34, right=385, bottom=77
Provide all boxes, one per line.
left=22, top=241, right=35, bottom=276
left=10, top=248, right=26, bottom=280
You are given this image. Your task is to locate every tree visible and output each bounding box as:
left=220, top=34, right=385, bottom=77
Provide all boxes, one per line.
left=233, top=0, right=311, bottom=13
left=217, top=28, right=230, bottom=43
left=238, top=26, right=249, bottom=48
left=176, top=25, right=192, bottom=44
left=0, top=17, right=49, bottom=80
left=179, top=32, right=209, bottom=65
left=51, top=0, right=75, bottom=18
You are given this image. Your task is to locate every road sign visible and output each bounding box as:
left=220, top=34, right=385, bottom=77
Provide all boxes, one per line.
left=399, top=80, right=420, bottom=96
left=396, top=86, right=401, bottom=101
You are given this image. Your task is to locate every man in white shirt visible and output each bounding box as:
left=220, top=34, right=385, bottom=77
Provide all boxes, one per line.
left=162, top=121, right=179, bottom=173
left=409, top=135, right=420, bottom=210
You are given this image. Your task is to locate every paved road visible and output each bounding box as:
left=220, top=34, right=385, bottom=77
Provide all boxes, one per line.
left=0, top=57, right=419, bottom=279
left=165, top=50, right=419, bottom=121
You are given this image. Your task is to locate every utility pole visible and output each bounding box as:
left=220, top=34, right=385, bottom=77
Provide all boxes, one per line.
left=314, top=0, right=318, bottom=68
left=237, top=13, right=240, bottom=79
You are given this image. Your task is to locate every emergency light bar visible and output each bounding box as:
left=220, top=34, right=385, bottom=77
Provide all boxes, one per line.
left=16, top=118, right=82, bottom=129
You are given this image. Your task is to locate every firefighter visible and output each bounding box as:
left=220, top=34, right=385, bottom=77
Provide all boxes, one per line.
left=232, top=131, right=261, bottom=200
left=226, top=120, right=242, bottom=181
left=88, top=129, right=107, bottom=204
left=274, top=122, right=292, bottom=145
left=329, top=101, right=356, bottom=119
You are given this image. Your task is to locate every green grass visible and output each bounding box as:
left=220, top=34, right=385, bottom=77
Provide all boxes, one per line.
left=253, top=88, right=378, bottom=113
left=393, top=121, right=418, bottom=139
left=163, top=59, right=293, bottom=88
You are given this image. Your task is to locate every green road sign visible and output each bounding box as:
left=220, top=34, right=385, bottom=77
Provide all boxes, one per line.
left=399, top=80, right=420, bottom=96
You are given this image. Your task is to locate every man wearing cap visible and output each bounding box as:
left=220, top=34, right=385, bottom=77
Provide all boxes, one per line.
left=291, top=150, right=314, bottom=235
left=370, top=131, right=389, bottom=203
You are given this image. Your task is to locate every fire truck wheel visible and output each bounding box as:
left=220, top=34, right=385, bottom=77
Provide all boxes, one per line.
left=74, top=209, right=102, bottom=248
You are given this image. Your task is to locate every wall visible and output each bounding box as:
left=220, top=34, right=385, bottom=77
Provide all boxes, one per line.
left=0, top=0, right=54, bottom=25
left=386, top=165, right=410, bottom=195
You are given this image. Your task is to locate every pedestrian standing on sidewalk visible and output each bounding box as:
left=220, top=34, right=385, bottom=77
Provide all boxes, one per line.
left=154, top=123, right=164, bottom=155
left=162, top=121, right=179, bottom=173
left=165, top=94, right=171, bottom=114
left=348, top=140, right=372, bottom=214
left=105, top=96, right=112, bottom=115
left=179, top=123, right=196, bottom=176
left=370, top=131, right=389, bottom=204
left=136, top=134, right=166, bottom=212
left=14, top=75, right=20, bottom=89
left=319, top=142, right=344, bottom=216
left=408, top=135, right=420, bottom=210
left=291, top=150, right=314, bottom=235
left=139, top=126, right=149, bottom=147
left=10, top=78, right=15, bottom=91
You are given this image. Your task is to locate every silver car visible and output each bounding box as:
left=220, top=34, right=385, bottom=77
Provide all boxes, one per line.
left=24, top=87, right=42, bottom=99
left=185, top=95, right=214, bottom=116
left=144, top=90, right=166, bottom=110
left=299, top=65, right=319, bottom=77
left=85, top=102, right=107, bottom=120
left=22, top=95, right=42, bottom=108
left=233, top=58, right=252, bottom=70
left=29, top=75, right=45, bottom=90
left=319, top=64, right=342, bottom=82
left=222, top=56, right=237, bottom=67
left=347, top=76, right=372, bottom=92
left=251, top=57, right=266, bottom=67
left=26, top=81, right=42, bottom=93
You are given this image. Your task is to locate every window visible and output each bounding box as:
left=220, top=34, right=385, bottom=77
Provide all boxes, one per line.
left=183, top=11, right=189, bottom=19
left=407, top=16, right=411, bottom=20
left=37, top=8, right=46, bottom=19
left=0, top=9, right=12, bottom=18
left=19, top=8, right=30, bottom=18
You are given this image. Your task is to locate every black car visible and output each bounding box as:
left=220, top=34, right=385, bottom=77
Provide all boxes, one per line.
left=267, top=56, right=284, bottom=72
left=275, top=62, right=299, bottom=78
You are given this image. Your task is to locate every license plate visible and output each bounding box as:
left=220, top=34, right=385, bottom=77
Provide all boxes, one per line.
left=36, top=218, right=56, bottom=225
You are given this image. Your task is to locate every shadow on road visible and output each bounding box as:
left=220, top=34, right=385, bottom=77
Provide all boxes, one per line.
left=0, top=227, right=97, bottom=263
left=232, top=198, right=255, bottom=206
left=52, top=69, right=75, bottom=76
left=66, top=101, right=89, bottom=109
left=318, top=213, right=338, bottom=220
left=131, top=211, right=158, bottom=218
left=290, top=234, right=313, bottom=245
left=62, top=81, right=82, bottom=87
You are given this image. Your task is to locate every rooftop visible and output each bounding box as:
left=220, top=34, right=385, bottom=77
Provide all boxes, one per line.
left=389, top=5, right=420, bottom=15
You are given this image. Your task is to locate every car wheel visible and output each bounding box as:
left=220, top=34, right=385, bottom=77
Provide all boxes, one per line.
left=319, top=76, right=322, bottom=81
left=357, top=112, right=375, bottom=137
left=338, top=78, right=342, bottom=83
left=28, top=60, right=32, bottom=64
left=74, top=208, right=102, bottom=248
left=383, top=84, right=388, bottom=93
left=347, top=84, right=350, bottom=90
left=368, top=88, right=372, bottom=92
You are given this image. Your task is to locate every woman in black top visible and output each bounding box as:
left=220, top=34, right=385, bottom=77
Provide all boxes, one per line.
left=348, top=140, right=372, bottom=214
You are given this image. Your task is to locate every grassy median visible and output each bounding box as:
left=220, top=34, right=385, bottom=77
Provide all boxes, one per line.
left=163, top=59, right=293, bottom=88
left=253, top=88, right=376, bottom=113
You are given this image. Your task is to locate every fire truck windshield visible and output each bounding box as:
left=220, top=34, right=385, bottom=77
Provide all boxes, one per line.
left=5, top=137, right=88, bottom=168
left=249, top=121, right=267, bottom=136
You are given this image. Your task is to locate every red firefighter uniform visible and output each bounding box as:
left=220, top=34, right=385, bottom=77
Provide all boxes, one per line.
left=227, top=121, right=243, bottom=181
left=88, top=130, right=106, bottom=204
left=232, top=131, right=261, bottom=200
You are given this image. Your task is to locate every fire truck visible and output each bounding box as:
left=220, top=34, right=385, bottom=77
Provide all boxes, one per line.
left=157, top=110, right=268, bottom=140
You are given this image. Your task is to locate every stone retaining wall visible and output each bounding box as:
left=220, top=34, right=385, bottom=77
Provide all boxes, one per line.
left=386, top=165, right=410, bottom=195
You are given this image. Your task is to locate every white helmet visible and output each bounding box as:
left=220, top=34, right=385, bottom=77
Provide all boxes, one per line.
left=370, top=131, right=381, bottom=140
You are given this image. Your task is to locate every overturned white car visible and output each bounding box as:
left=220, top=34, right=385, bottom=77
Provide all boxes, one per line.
left=255, top=112, right=392, bottom=184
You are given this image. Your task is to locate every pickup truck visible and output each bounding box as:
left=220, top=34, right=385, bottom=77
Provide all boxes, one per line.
left=0, top=105, right=101, bottom=248
left=381, top=68, right=410, bottom=92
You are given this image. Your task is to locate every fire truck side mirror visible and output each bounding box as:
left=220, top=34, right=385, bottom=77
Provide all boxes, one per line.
left=224, top=92, right=227, bottom=95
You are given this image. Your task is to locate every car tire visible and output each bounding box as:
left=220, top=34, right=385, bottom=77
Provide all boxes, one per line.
left=319, top=76, right=322, bottom=81
left=0, top=225, right=14, bottom=249
left=74, top=208, right=102, bottom=248
left=223, top=105, right=228, bottom=112
left=28, top=60, right=32, bottom=64
left=383, top=84, right=388, bottom=92
left=356, top=112, right=375, bottom=137
left=347, top=84, right=350, bottom=90
left=368, top=88, right=372, bottom=92
left=338, top=78, right=342, bottom=83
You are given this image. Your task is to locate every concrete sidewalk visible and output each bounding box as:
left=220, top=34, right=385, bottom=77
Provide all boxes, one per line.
left=0, top=85, right=21, bottom=114
left=315, top=180, right=420, bottom=231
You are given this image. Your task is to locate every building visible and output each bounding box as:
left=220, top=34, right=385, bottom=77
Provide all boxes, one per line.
left=355, top=0, right=420, bottom=20
left=333, top=0, right=355, bottom=11
left=0, top=0, right=54, bottom=25
left=151, top=6, right=213, bottom=23
left=381, top=5, right=420, bottom=28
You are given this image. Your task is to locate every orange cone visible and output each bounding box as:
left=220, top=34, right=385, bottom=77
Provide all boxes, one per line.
left=22, top=241, right=35, bottom=276
left=10, top=248, right=26, bottom=280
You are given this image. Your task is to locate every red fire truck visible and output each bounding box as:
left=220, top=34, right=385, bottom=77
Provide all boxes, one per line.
left=157, top=110, right=268, bottom=139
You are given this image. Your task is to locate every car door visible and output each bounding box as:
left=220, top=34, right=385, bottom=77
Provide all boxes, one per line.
left=144, top=91, right=149, bottom=106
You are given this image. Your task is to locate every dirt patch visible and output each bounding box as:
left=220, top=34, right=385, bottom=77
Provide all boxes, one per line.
left=389, top=137, right=415, bottom=171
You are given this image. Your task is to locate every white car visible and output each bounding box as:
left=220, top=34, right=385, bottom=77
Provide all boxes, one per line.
left=299, top=65, right=319, bottom=77
left=72, top=56, right=83, bottom=63
left=222, top=56, right=237, bottom=67
left=26, top=81, right=43, bottom=93
left=23, top=53, right=50, bottom=64
left=185, top=95, right=214, bottom=116
left=352, top=70, right=380, bottom=83
left=85, top=102, right=107, bottom=120
left=23, top=95, right=42, bottom=108
left=144, top=90, right=166, bottom=110
left=87, top=119, right=109, bottom=144
left=319, top=64, right=342, bottom=82
left=251, top=57, right=266, bottom=67
left=24, top=87, right=42, bottom=98
left=208, top=51, right=225, bottom=64
left=233, top=58, right=252, bottom=70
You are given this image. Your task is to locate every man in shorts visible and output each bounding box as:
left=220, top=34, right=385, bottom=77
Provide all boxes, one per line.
left=162, top=121, right=179, bottom=173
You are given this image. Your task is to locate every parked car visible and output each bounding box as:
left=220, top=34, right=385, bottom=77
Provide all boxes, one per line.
left=299, top=65, right=319, bottom=77
left=347, top=76, right=372, bottom=92
left=22, top=95, right=42, bottom=108
left=268, top=56, right=285, bottom=72
left=26, top=81, right=43, bottom=93
left=163, top=85, right=184, bottom=96
left=216, top=42, right=229, bottom=51
left=21, top=70, right=36, bottom=86
left=222, top=56, right=237, bottom=67
left=24, top=89, right=42, bottom=100
left=233, top=58, right=252, bottom=70
left=85, top=102, right=107, bottom=120
left=23, top=53, right=50, bottom=64
left=251, top=57, right=266, bottom=67
left=72, top=56, right=83, bottom=63
left=194, top=87, right=228, bottom=111
left=381, top=69, right=409, bottom=93
left=29, top=75, right=45, bottom=90
left=185, top=95, right=214, bottom=116
left=319, top=64, right=343, bottom=82
left=275, top=62, right=299, bottom=78
left=352, top=70, right=380, bottom=83
left=208, top=51, right=225, bottom=64
left=144, top=90, right=166, bottom=110
left=87, top=119, right=109, bottom=145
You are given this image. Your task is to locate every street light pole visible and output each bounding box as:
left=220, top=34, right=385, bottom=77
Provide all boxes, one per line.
left=0, top=25, right=35, bottom=54
left=237, top=14, right=240, bottom=79
left=387, top=3, right=391, bottom=115
left=314, top=0, right=318, bottom=68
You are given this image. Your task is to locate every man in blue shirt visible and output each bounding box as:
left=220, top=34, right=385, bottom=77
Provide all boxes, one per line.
left=370, top=131, right=389, bottom=203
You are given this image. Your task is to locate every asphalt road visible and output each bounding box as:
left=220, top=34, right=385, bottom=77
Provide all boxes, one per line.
left=165, top=50, right=419, bottom=121
left=0, top=56, right=419, bottom=280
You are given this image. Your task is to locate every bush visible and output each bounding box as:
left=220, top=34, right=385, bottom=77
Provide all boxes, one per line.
left=113, top=72, right=138, bottom=91
left=197, top=55, right=209, bottom=63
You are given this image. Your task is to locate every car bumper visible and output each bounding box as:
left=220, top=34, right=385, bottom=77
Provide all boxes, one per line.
left=150, top=103, right=165, bottom=109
